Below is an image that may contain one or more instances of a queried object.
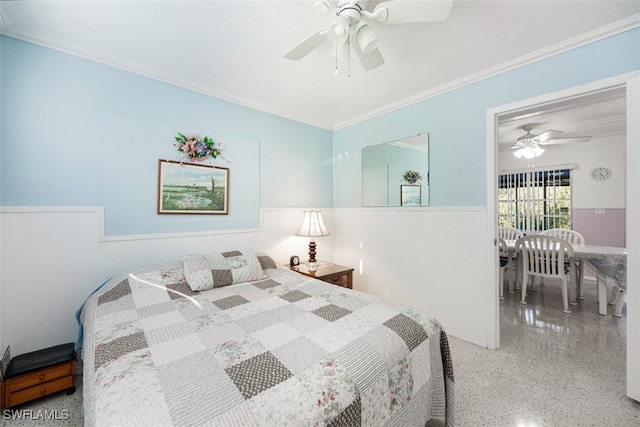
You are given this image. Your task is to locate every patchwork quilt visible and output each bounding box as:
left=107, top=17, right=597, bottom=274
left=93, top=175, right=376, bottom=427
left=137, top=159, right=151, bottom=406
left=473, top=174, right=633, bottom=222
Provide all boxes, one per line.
left=81, top=260, right=454, bottom=426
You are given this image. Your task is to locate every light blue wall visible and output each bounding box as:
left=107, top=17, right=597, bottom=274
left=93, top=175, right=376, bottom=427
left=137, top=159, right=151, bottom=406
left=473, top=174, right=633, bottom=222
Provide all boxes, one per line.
left=0, top=36, right=333, bottom=235
left=334, top=28, right=640, bottom=208
left=2, top=28, right=639, bottom=226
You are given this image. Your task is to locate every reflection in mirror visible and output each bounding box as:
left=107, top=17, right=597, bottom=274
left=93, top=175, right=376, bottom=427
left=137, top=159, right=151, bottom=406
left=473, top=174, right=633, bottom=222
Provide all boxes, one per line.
left=362, top=134, right=429, bottom=207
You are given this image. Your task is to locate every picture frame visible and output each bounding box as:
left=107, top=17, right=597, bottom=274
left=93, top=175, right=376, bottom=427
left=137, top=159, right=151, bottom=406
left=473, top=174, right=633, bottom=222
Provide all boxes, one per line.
left=158, top=159, right=229, bottom=214
left=401, top=184, right=422, bottom=206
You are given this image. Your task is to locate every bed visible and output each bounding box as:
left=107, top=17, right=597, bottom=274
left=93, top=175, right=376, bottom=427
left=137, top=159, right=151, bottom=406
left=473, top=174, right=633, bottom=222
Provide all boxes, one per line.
left=80, top=251, right=454, bottom=426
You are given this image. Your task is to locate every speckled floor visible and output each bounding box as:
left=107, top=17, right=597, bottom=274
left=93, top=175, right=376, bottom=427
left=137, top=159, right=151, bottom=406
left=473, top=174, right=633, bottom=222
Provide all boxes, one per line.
left=2, top=278, right=638, bottom=426
left=450, top=278, right=640, bottom=426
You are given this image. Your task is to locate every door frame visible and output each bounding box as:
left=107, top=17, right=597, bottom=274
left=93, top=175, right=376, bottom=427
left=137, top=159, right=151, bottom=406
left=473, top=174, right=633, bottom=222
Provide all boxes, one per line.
left=485, top=71, right=640, bottom=400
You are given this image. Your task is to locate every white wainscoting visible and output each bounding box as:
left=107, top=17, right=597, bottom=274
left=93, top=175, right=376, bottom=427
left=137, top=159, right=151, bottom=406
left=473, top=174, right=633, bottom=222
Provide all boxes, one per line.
left=0, top=207, right=331, bottom=355
left=0, top=206, right=492, bottom=356
left=333, top=207, right=490, bottom=347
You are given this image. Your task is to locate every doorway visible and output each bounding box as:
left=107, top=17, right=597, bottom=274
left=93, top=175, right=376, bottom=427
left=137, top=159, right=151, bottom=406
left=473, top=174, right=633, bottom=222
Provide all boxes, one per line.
left=485, top=72, right=640, bottom=401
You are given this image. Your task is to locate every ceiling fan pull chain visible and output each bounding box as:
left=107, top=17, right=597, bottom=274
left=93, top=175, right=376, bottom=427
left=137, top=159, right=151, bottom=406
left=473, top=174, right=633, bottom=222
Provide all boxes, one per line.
left=348, top=37, right=351, bottom=84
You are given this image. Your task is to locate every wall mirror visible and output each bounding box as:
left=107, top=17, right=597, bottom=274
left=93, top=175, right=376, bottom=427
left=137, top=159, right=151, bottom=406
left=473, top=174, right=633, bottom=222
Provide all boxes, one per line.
left=362, top=133, right=429, bottom=207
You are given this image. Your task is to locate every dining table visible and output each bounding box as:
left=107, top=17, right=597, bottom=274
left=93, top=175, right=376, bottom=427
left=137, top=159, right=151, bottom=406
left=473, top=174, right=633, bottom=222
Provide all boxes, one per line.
left=504, top=239, right=627, bottom=317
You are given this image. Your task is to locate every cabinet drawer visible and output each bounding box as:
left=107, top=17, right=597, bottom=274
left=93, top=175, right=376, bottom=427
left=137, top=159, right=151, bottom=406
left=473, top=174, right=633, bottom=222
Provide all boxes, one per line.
left=6, top=363, right=73, bottom=392
left=6, top=375, right=74, bottom=408
left=324, top=273, right=350, bottom=288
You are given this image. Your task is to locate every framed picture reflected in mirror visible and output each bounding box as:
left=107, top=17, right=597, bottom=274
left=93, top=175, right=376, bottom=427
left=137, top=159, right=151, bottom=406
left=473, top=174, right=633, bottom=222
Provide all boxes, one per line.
left=401, top=185, right=421, bottom=207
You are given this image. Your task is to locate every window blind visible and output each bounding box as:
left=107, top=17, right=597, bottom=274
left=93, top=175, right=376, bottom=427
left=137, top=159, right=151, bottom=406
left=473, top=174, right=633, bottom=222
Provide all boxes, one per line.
left=498, top=168, right=572, bottom=233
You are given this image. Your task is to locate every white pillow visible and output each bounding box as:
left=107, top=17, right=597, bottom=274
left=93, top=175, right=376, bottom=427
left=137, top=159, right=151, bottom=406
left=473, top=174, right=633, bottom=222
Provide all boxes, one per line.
left=183, top=250, right=268, bottom=291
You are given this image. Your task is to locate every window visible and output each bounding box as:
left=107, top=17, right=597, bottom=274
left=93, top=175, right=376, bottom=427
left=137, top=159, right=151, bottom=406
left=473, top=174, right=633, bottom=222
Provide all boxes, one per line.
left=498, top=168, right=572, bottom=233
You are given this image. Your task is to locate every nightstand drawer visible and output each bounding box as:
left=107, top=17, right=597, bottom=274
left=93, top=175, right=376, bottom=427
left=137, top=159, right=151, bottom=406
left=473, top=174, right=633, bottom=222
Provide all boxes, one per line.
left=325, top=273, right=350, bottom=288
left=288, top=263, right=354, bottom=289
left=6, top=375, right=74, bottom=408
left=7, top=363, right=72, bottom=392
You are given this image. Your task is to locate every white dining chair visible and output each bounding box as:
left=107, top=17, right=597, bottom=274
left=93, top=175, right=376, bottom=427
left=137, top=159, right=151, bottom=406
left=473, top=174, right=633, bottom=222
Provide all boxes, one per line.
left=498, top=227, right=524, bottom=241
left=540, top=228, right=585, bottom=298
left=539, top=228, right=585, bottom=245
left=498, top=238, right=511, bottom=300
left=498, top=228, right=523, bottom=291
left=517, top=235, right=577, bottom=314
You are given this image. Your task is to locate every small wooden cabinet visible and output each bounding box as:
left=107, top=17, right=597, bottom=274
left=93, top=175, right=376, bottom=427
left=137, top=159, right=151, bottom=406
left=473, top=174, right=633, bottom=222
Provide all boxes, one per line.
left=1, top=343, right=76, bottom=409
left=289, top=262, right=354, bottom=289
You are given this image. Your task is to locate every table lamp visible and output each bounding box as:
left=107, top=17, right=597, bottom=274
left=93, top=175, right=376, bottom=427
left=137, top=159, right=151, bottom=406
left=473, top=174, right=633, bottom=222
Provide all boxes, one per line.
left=295, top=210, right=330, bottom=268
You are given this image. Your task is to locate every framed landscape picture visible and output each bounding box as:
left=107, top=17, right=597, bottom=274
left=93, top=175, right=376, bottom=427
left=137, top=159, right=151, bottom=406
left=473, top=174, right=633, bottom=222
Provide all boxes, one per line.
left=158, top=159, right=229, bottom=214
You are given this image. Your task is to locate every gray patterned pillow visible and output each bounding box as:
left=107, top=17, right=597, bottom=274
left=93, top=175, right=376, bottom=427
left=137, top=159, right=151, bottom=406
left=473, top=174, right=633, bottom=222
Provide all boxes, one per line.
left=183, top=250, right=268, bottom=291
left=255, top=252, right=278, bottom=270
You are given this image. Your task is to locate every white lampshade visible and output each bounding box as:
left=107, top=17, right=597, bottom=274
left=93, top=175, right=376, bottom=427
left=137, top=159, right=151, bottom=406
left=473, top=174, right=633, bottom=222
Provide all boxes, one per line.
left=295, top=210, right=330, bottom=266
left=355, top=21, right=378, bottom=54
left=295, top=210, right=330, bottom=238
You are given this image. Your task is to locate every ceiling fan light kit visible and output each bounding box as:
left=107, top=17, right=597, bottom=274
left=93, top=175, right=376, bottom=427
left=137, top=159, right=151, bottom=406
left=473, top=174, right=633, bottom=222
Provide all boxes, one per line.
left=285, top=0, right=454, bottom=78
left=328, top=15, right=350, bottom=44
left=354, top=21, right=378, bottom=54
left=513, top=145, right=545, bottom=159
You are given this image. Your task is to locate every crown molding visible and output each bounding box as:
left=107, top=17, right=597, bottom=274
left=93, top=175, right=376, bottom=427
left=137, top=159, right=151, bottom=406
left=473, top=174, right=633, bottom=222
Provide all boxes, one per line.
left=332, top=13, right=640, bottom=130
left=1, top=13, right=638, bottom=131
left=0, top=24, right=324, bottom=128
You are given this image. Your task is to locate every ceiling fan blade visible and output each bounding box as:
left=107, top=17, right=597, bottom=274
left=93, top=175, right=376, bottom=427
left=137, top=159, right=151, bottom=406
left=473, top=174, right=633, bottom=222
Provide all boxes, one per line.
left=534, top=129, right=563, bottom=141
left=284, top=29, right=328, bottom=60
left=539, top=136, right=592, bottom=145
left=373, top=0, right=453, bottom=24
left=352, top=40, right=385, bottom=71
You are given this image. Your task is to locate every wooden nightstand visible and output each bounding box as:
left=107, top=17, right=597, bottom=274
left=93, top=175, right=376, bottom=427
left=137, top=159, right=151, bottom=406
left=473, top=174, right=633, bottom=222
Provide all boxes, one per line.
left=1, top=343, right=76, bottom=410
left=289, top=262, right=354, bottom=289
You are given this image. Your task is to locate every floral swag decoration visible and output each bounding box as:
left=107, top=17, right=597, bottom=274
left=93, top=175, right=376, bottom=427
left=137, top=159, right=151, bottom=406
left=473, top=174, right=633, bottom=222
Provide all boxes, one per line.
left=174, top=132, right=222, bottom=162
left=403, top=170, right=422, bottom=185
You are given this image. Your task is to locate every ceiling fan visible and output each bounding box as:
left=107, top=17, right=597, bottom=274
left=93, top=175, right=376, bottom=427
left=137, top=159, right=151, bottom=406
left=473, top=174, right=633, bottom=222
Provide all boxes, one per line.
left=502, top=124, right=592, bottom=159
left=284, top=0, right=454, bottom=73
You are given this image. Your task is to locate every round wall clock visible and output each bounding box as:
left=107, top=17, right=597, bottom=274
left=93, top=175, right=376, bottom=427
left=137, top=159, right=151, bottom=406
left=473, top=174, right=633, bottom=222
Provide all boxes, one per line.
left=589, top=167, right=612, bottom=181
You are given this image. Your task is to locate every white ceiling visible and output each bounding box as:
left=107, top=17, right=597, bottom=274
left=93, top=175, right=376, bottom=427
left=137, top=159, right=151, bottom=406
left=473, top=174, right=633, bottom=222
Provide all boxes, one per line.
left=1, top=0, right=638, bottom=135
left=497, top=85, right=628, bottom=151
